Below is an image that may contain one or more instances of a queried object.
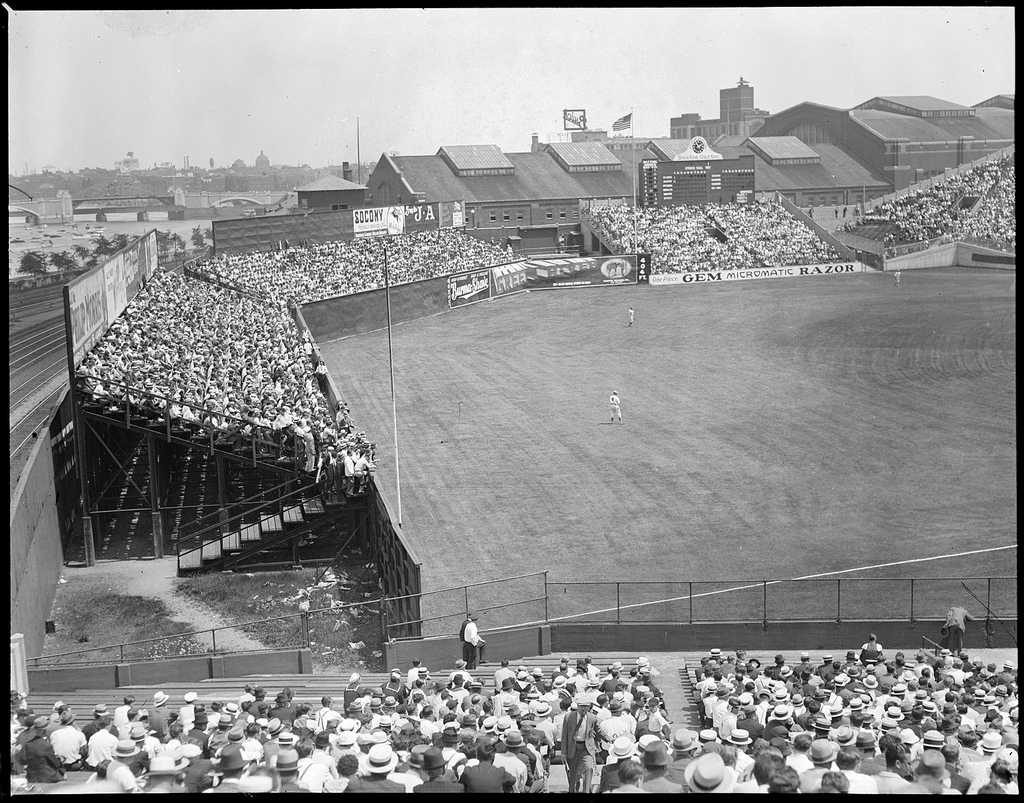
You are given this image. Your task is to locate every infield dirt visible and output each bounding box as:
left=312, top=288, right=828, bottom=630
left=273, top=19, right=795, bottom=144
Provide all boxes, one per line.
left=320, top=267, right=1016, bottom=631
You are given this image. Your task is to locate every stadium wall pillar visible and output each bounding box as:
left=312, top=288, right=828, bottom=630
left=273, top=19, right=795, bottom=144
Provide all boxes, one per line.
left=549, top=619, right=1017, bottom=653
left=384, top=625, right=551, bottom=670
left=10, top=429, right=65, bottom=662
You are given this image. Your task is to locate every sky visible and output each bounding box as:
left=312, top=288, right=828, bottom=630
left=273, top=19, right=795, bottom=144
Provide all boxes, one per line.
left=7, top=7, right=1016, bottom=174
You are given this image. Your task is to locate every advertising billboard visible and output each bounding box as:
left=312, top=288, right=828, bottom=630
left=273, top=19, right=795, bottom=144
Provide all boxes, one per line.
left=647, top=262, right=864, bottom=285
left=489, top=261, right=530, bottom=297
left=65, top=230, right=159, bottom=369
left=524, top=254, right=641, bottom=289
left=447, top=269, right=492, bottom=309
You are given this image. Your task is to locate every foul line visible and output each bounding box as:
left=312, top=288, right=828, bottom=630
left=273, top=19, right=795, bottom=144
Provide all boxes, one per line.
left=478, top=544, right=1018, bottom=634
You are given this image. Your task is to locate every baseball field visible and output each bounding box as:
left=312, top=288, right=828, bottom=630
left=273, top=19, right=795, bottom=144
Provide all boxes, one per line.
left=320, top=267, right=1016, bottom=630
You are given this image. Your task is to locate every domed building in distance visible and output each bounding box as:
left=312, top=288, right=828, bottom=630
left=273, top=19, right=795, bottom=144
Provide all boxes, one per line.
left=255, top=150, right=271, bottom=171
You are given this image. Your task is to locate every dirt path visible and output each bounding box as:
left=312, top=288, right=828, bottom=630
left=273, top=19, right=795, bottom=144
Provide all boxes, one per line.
left=59, top=557, right=267, bottom=653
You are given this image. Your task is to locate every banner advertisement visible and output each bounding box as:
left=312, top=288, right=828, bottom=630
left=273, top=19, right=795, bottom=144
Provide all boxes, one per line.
left=353, top=203, right=444, bottom=238
left=353, top=205, right=406, bottom=238
left=439, top=200, right=466, bottom=229
left=525, top=254, right=640, bottom=289
left=447, top=269, right=492, bottom=309
left=648, top=262, right=863, bottom=286
left=490, top=261, right=530, bottom=297
left=103, top=254, right=128, bottom=323
left=67, top=269, right=109, bottom=367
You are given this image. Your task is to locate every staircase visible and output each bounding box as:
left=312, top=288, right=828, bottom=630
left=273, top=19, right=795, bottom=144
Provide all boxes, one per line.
left=78, top=387, right=367, bottom=575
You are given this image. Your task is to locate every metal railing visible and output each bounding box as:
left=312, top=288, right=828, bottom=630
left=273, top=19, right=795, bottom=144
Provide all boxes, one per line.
left=385, top=574, right=1015, bottom=643
left=76, top=376, right=304, bottom=473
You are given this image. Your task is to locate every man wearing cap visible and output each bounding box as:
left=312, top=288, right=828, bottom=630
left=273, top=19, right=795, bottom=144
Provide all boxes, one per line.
left=143, top=750, right=190, bottom=793
left=269, top=691, right=296, bottom=724
left=662, top=729, right=699, bottom=789
left=179, top=691, right=198, bottom=734
left=597, top=735, right=636, bottom=793
left=943, top=605, right=974, bottom=654
left=798, top=738, right=839, bottom=793
left=344, top=741, right=407, bottom=793
left=148, top=691, right=171, bottom=742
left=23, top=716, right=65, bottom=783
left=206, top=743, right=249, bottom=793
left=493, top=730, right=530, bottom=792
left=562, top=693, right=600, bottom=793
left=684, top=751, right=737, bottom=794
left=81, top=703, right=108, bottom=744
left=106, top=739, right=143, bottom=793
left=640, top=739, right=683, bottom=793
left=598, top=698, right=634, bottom=753
left=412, top=745, right=465, bottom=794
left=86, top=714, right=119, bottom=770
left=49, top=709, right=87, bottom=772
left=459, top=612, right=484, bottom=670
left=459, top=736, right=517, bottom=793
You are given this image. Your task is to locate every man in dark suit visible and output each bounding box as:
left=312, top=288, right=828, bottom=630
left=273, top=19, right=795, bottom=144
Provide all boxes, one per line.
left=561, top=694, right=599, bottom=793
left=459, top=737, right=516, bottom=793
left=640, top=740, right=683, bottom=793
left=413, top=746, right=466, bottom=794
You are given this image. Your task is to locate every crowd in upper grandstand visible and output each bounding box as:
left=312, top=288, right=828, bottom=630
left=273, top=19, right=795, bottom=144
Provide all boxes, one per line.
left=76, top=269, right=375, bottom=488
left=586, top=198, right=844, bottom=272
left=11, top=645, right=1018, bottom=793
left=841, top=156, right=1016, bottom=250
left=196, top=229, right=515, bottom=307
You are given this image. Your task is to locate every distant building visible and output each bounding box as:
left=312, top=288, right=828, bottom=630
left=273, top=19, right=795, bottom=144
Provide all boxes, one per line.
left=367, top=142, right=649, bottom=239
left=670, top=78, right=770, bottom=141
left=255, top=150, right=271, bottom=171
left=295, top=174, right=368, bottom=211
left=756, top=94, right=1014, bottom=191
left=115, top=153, right=140, bottom=173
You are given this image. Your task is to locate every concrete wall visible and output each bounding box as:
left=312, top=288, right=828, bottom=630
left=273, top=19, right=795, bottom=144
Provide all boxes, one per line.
left=886, top=242, right=959, bottom=270
left=27, top=649, right=314, bottom=693
left=956, top=243, right=1016, bottom=269
left=551, top=619, right=1017, bottom=654
left=10, top=430, right=65, bottom=660
left=384, top=626, right=551, bottom=670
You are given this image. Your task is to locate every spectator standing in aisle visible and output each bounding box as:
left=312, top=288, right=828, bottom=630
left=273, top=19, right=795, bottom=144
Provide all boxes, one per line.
left=943, top=605, right=974, bottom=653
left=562, top=694, right=600, bottom=793
left=459, top=612, right=484, bottom=670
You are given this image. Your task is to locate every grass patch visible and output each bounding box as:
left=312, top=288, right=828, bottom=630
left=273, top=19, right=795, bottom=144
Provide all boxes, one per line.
left=42, top=585, right=205, bottom=663
left=175, top=563, right=383, bottom=672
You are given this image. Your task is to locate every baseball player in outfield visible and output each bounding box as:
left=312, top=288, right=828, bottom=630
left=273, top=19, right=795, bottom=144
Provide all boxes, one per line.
left=628, top=307, right=634, bottom=327
left=610, top=391, right=622, bottom=424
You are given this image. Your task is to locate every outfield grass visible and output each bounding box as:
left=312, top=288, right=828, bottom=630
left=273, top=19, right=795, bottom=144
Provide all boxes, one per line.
left=321, top=267, right=1016, bottom=631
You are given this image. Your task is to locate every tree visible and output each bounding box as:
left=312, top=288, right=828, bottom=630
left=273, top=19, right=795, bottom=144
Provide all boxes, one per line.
left=155, top=229, right=171, bottom=257
left=19, top=250, right=49, bottom=275
left=110, top=233, right=130, bottom=252
left=72, top=243, right=93, bottom=267
left=91, top=235, right=114, bottom=256
left=191, top=225, right=206, bottom=249
left=48, top=250, right=78, bottom=273
left=209, top=157, right=214, bottom=169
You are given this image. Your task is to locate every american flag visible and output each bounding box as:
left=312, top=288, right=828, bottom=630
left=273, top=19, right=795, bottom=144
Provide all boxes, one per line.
left=612, top=113, right=632, bottom=132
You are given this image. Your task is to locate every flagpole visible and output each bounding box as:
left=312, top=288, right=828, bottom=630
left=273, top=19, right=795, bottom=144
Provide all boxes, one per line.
left=384, top=244, right=402, bottom=526
left=356, top=117, right=361, bottom=185
left=631, top=107, right=637, bottom=250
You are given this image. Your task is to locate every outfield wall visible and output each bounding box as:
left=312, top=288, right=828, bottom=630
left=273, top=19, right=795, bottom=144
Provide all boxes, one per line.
left=885, top=242, right=1016, bottom=271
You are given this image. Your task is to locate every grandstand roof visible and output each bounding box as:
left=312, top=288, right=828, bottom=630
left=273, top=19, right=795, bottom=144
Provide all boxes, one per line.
left=389, top=149, right=651, bottom=204
left=751, top=143, right=889, bottom=193
left=858, top=95, right=972, bottom=113
left=849, top=106, right=1014, bottom=142
left=546, top=141, right=622, bottom=169
left=746, top=136, right=820, bottom=162
left=437, top=144, right=514, bottom=172
left=295, top=175, right=366, bottom=192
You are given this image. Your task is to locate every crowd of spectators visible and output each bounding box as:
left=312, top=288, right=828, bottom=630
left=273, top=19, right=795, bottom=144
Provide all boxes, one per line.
left=76, top=269, right=375, bottom=480
left=843, top=156, right=1015, bottom=249
left=688, top=643, right=1018, bottom=794
left=194, top=229, right=514, bottom=307
left=10, top=646, right=1017, bottom=793
left=587, top=198, right=842, bottom=273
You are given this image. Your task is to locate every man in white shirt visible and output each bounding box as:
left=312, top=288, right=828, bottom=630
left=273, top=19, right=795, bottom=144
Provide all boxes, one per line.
left=835, top=745, right=879, bottom=793
left=86, top=716, right=119, bottom=770
left=460, top=612, right=484, bottom=670
left=112, top=696, right=136, bottom=731
left=49, top=711, right=87, bottom=770
left=609, top=391, right=622, bottom=424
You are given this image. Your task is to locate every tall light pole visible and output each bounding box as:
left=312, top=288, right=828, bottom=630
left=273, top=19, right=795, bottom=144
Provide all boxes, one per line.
left=383, top=210, right=404, bottom=525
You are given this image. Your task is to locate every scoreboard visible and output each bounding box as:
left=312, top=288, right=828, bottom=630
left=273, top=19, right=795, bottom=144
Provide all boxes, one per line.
left=639, top=151, right=755, bottom=208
